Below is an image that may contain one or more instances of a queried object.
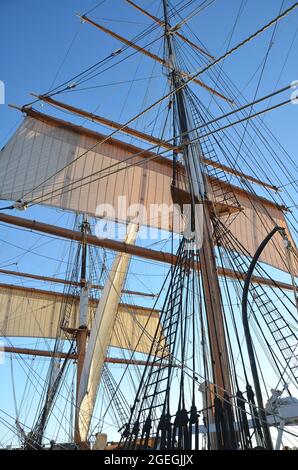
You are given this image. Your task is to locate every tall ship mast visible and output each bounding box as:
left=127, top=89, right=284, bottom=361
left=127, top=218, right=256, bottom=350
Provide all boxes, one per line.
left=0, top=0, right=298, bottom=451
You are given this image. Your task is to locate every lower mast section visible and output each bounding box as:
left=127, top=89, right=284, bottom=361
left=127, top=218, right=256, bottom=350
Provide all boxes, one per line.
left=74, top=219, right=90, bottom=449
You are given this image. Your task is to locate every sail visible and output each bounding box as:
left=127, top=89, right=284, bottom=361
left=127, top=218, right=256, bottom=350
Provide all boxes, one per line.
left=76, top=223, right=139, bottom=442
left=0, top=283, right=161, bottom=354
left=0, top=110, right=296, bottom=273
left=212, top=181, right=298, bottom=275
left=0, top=111, right=178, bottom=232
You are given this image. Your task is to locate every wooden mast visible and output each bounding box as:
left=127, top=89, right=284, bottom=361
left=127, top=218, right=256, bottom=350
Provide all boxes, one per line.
left=162, top=0, right=232, bottom=448
left=74, top=219, right=89, bottom=449
left=200, top=208, right=232, bottom=397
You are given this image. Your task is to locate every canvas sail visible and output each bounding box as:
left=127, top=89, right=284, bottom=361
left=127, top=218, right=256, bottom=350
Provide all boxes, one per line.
left=0, top=111, right=178, bottom=232
left=0, top=283, right=161, bottom=354
left=0, top=110, right=296, bottom=274
left=210, top=180, right=298, bottom=275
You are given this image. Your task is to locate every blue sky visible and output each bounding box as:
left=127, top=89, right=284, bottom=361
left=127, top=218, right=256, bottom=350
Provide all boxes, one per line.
left=0, top=0, right=298, bottom=447
left=1, top=0, right=297, bottom=141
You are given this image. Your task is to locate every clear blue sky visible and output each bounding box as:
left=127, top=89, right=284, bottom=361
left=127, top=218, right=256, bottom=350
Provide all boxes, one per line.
left=0, top=0, right=298, bottom=447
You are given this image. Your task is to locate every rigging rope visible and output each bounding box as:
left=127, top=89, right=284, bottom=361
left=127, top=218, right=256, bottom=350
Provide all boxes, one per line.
left=16, top=2, right=298, bottom=205
left=28, top=89, right=294, bottom=207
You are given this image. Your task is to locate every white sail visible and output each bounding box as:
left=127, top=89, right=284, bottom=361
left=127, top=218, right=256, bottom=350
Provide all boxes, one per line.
left=0, top=112, right=178, bottom=232
left=213, top=181, right=298, bottom=274
left=0, top=111, right=296, bottom=273
left=0, top=283, right=162, bottom=354
left=76, top=223, right=139, bottom=442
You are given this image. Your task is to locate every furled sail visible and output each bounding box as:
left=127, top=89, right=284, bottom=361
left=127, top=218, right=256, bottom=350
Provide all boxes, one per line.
left=76, top=223, right=139, bottom=442
left=0, top=283, right=161, bottom=354
left=0, top=110, right=296, bottom=274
